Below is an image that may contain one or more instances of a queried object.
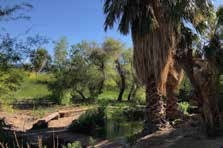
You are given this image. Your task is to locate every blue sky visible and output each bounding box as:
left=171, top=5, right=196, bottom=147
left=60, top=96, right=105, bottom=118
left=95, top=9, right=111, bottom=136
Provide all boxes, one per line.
left=1, top=0, right=223, bottom=55
left=0, top=0, right=132, bottom=55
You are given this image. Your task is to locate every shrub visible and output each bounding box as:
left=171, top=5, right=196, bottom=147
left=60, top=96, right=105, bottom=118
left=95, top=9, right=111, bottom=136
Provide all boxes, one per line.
left=122, top=106, right=144, bottom=121
left=0, top=68, right=24, bottom=98
left=63, top=141, right=82, bottom=148
left=69, top=107, right=106, bottom=134
left=179, top=102, right=190, bottom=114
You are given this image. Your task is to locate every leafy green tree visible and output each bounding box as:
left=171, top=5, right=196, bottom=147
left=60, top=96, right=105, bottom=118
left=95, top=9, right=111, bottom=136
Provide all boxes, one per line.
left=49, top=41, right=102, bottom=103
left=0, top=35, right=24, bottom=97
left=102, top=38, right=128, bottom=101
left=0, top=34, right=21, bottom=70
left=0, top=2, right=32, bottom=99
left=123, top=48, right=141, bottom=101
left=54, top=37, right=68, bottom=67
left=30, top=48, right=51, bottom=73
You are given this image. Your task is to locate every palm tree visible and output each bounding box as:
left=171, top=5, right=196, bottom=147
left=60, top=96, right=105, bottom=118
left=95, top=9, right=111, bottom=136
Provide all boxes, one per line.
left=166, top=61, right=184, bottom=121
left=175, top=7, right=223, bottom=135
left=104, top=0, right=213, bottom=134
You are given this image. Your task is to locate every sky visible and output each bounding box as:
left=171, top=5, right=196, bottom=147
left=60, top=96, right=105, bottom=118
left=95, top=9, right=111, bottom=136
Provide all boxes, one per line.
left=1, top=0, right=223, bottom=55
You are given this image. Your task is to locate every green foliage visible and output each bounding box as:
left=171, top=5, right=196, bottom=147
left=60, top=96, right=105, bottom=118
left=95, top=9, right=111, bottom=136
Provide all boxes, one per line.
left=177, top=76, right=191, bottom=102
left=103, top=0, right=213, bottom=36
left=54, top=36, right=68, bottom=66
left=63, top=141, right=82, bottom=148
left=0, top=69, right=24, bottom=98
left=179, top=102, right=190, bottom=114
left=30, top=48, right=51, bottom=73
left=88, top=137, right=96, bottom=148
left=216, top=7, right=223, bottom=26
left=69, top=107, right=106, bottom=134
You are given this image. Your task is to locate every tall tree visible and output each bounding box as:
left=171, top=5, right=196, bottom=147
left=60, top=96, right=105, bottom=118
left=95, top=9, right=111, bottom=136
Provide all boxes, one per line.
left=102, top=38, right=126, bottom=101
left=175, top=6, right=223, bottom=135
left=87, top=42, right=107, bottom=96
left=30, top=48, right=51, bottom=73
left=104, top=0, right=214, bottom=134
left=0, top=1, right=32, bottom=98
left=54, top=37, right=68, bottom=67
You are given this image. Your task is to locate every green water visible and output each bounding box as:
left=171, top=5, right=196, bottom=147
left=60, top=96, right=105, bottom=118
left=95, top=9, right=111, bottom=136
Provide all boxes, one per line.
left=94, top=107, right=144, bottom=145
left=103, top=119, right=143, bottom=140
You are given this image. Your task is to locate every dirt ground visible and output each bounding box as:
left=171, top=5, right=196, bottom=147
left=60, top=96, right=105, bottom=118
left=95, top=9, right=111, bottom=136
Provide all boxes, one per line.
left=1, top=107, right=223, bottom=148
left=133, top=127, right=223, bottom=148
left=0, top=106, right=89, bottom=131
left=133, top=115, right=223, bottom=148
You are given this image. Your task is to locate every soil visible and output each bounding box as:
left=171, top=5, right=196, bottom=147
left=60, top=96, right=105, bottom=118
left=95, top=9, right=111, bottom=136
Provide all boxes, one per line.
left=0, top=106, right=89, bottom=131
left=133, top=115, right=223, bottom=148
left=1, top=107, right=223, bottom=148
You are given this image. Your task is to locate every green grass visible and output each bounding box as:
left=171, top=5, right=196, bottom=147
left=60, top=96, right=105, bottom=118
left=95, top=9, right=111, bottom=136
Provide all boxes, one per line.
left=11, top=73, right=52, bottom=100
left=98, top=88, right=145, bottom=102
left=14, top=80, right=50, bottom=100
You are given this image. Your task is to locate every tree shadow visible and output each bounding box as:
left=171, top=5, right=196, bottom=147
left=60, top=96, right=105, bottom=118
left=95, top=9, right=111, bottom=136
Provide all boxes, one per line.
left=12, top=96, right=56, bottom=110
left=134, top=125, right=223, bottom=148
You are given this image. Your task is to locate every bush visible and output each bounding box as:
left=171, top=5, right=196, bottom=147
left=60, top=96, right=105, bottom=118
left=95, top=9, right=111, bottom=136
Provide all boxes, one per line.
left=69, top=107, right=106, bottom=134
left=179, top=102, right=190, bottom=114
left=0, top=68, right=25, bottom=98
left=122, top=106, right=144, bottom=121
left=63, top=141, right=82, bottom=148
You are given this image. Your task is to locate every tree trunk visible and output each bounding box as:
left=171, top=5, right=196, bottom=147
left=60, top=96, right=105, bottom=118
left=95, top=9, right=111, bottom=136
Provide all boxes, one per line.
left=166, top=61, right=184, bottom=121
left=76, top=90, right=86, bottom=100
left=175, top=48, right=221, bottom=136
left=117, top=85, right=125, bottom=102
left=144, top=81, right=166, bottom=134
left=98, top=63, right=106, bottom=95
left=128, top=83, right=135, bottom=101
left=128, top=82, right=139, bottom=101
left=116, top=60, right=126, bottom=102
left=132, top=85, right=139, bottom=100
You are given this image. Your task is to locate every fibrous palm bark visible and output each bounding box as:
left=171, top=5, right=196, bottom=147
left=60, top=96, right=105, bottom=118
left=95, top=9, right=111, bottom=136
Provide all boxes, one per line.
left=104, top=0, right=213, bottom=135
left=175, top=30, right=222, bottom=136
left=166, top=61, right=184, bottom=121
left=132, top=13, right=177, bottom=134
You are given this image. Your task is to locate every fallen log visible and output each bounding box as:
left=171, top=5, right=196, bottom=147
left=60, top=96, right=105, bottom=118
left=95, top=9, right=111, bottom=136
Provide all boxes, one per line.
left=31, top=112, right=60, bottom=130
left=30, top=108, right=91, bottom=130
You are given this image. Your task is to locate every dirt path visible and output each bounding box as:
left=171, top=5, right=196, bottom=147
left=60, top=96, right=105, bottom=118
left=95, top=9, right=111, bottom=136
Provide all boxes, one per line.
left=0, top=106, right=89, bottom=131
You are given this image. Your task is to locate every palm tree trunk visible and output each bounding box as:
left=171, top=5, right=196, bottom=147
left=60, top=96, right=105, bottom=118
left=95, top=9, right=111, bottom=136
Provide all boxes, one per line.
left=166, top=62, right=184, bottom=121
left=166, top=86, right=180, bottom=121
left=175, top=48, right=221, bottom=136
left=144, top=81, right=165, bottom=134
